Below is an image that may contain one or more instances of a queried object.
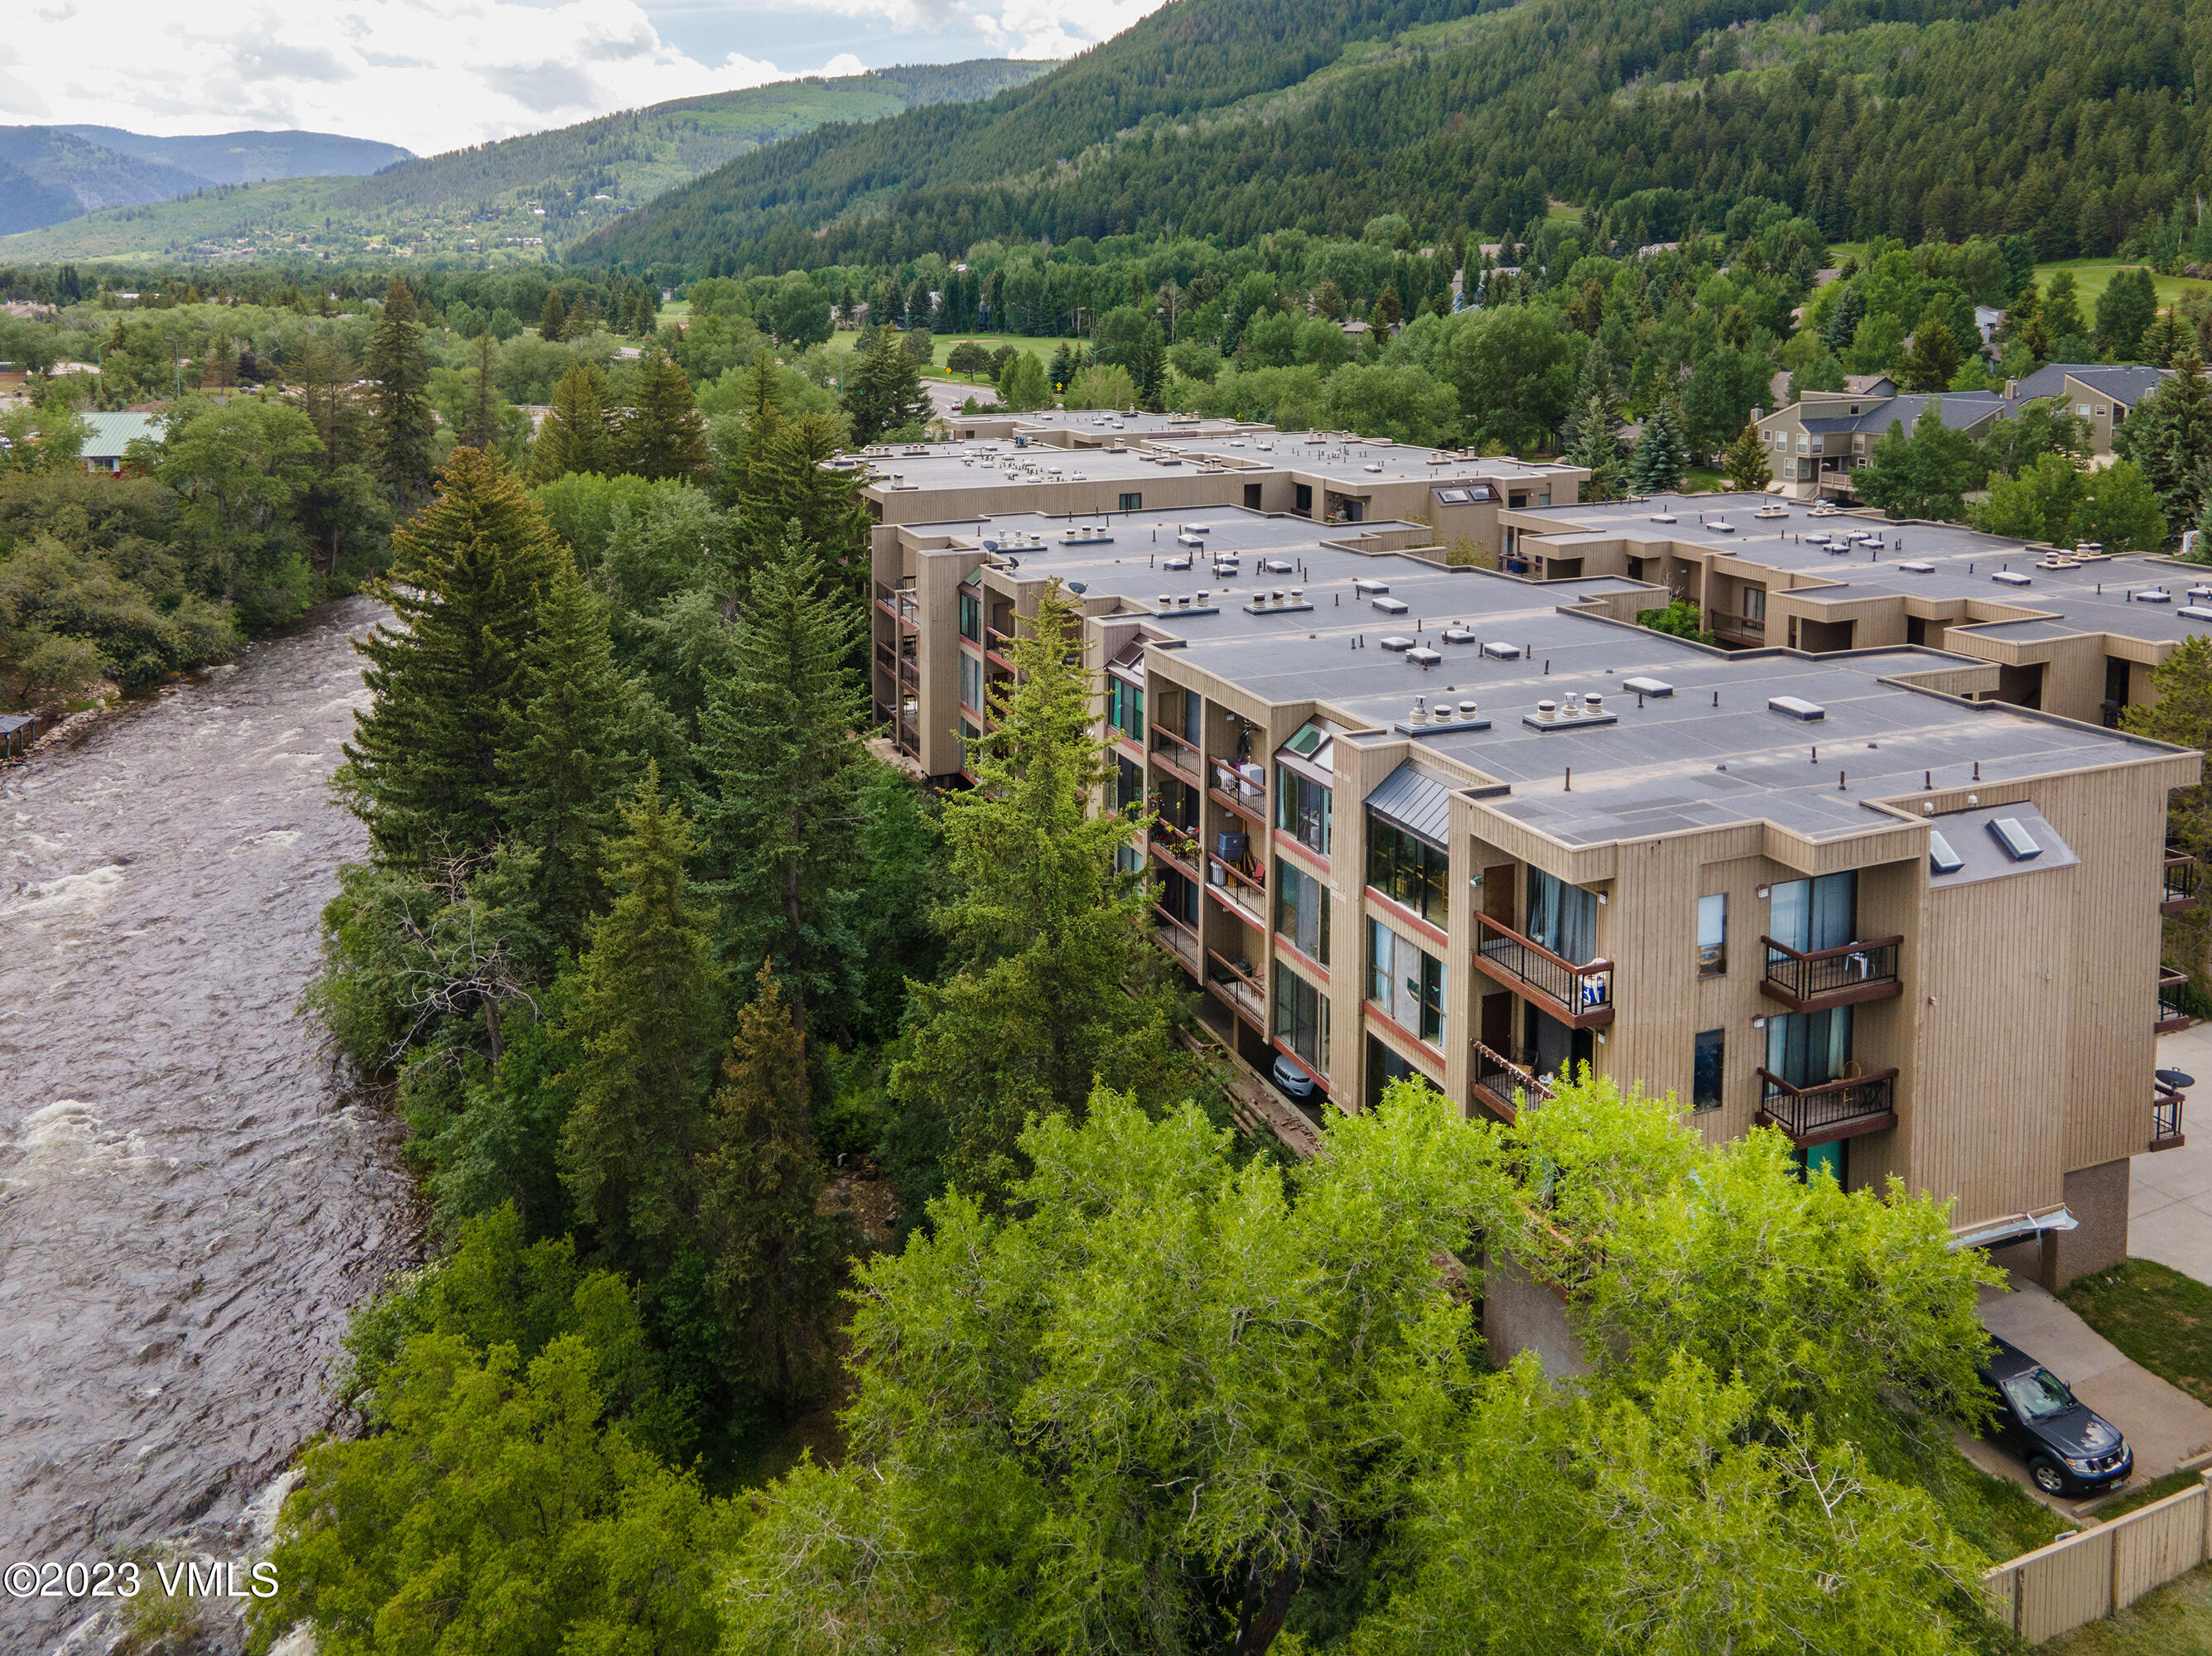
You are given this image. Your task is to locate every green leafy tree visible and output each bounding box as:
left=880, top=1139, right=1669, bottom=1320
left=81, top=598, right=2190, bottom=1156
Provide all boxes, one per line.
left=995, top=349, right=1053, bottom=413
left=1442, top=304, right=1581, bottom=450
left=532, top=360, right=612, bottom=484
left=1637, top=599, right=1716, bottom=643
left=1981, top=396, right=2086, bottom=479
left=1856, top=401, right=1985, bottom=522
left=719, top=1083, right=1496, bottom=1656
left=1975, top=452, right=2166, bottom=551
left=1680, top=343, right=1766, bottom=455
left=1625, top=397, right=1688, bottom=495
left=617, top=347, right=710, bottom=483
left=155, top=397, right=322, bottom=623
left=2095, top=266, right=2158, bottom=360
left=945, top=339, right=994, bottom=382
left=335, top=449, right=566, bottom=867
left=695, top=965, right=841, bottom=1403
left=764, top=272, right=833, bottom=349
left=1720, top=417, right=1772, bottom=493
left=693, top=529, right=870, bottom=1049
left=845, top=326, right=931, bottom=444
left=889, top=580, right=1198, bottom=1205
left=1063, top=362, right=1138, bottom=410
left=289, top=333, right=389, bottom=578
left=1322, top=363, right=1462, bottom=447
left=557, top=770, right=727, bottom=1279
left=366, top=276, right=438, bottom=513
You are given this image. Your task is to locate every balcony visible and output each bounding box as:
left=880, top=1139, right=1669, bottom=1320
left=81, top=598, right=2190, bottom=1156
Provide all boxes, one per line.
left=1150, top=726, right=1204, bottom=788
left=1208, top=760, right=1267, bottom=829
left=2158, top=969, right=2193, bottom=1034
left=986, top=625, right=1018, bottom=672
left=2164, top=850, right=2200, bottom=915
left=1206, top=854, right=1268, bottom=925
left=1152, top=907, right=1200, bottom=974
left=1472, top=912, right=1614, bottom=1029
left=1756, top=1067, right=1898, bottom=1146
left=874, top=586, right=919, bottom=628
left=1707, top=610, right=1766, bottom=645
left=1470, top=1039, right=1556, bottom=1124
left=1759, top=935, right=1903, bottom=1013
left=1206, top=949, right=1266, bottom=1030
left=1149, top=821, right=1202, bottom=884
left=2153, top=1079, right=2188, bottom=1153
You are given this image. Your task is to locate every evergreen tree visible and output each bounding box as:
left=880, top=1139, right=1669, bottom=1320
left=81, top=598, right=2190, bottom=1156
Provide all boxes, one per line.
left=2095, top=267, right=2158, bottom=360
left=617, top=346, right=710, bottom=483
left=1823, top=285, right=1865, bottom=355
left=997, top=349, right=1053, bottom=412
left=695, top=965, right=841, bottom=1402
left=844, top=326, right=929, bottom=445
left=889, top=580, right=1199, bottom=1206
left=1626, top=397, right=1688, bottom=495
left=2042, top=272, right=2087, bottom=347
left=694, top=529, right=870, bottom=1053
left=532, top=359, right=611, bottom=484
left=540, top=287, right=568, bottom=344
left=1564, top=394, right=1625, bottom=502
left=2113, top=349, right=2212, bottom=530
left=462, top=330, right=500, bottom=453
left=558, top=768, right=727, bottom=1278
left=497, top=556, right=644, bottom=953
left=1721, top=418, right=1773, bottom=493
left=335, top=449, right=565, bottom=867
left=1899, top=315, right=1964, bottom=392
left=365, top=276, right=437, bottom=513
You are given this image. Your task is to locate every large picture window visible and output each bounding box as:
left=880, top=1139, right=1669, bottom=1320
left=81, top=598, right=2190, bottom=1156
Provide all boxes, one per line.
left=957, top=590, right=981, bottom=643
left=1526, top=869, right=1598, bottom=963
left=1368, top=919, right=1445, bottom=1045
left=1107, top=675, right=1145, bottom=743
left=1274, top=968, right=1329, bottom=1075
left=959, top=651, right=983, bottom=713
left=1367, top=817, right=1448, bottom=927
left=1275, top=859, right=1330, bottom=965
left=1277, top=768, right=1331, bottom=855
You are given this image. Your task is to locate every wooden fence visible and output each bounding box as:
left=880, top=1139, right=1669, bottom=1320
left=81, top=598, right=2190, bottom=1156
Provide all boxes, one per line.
left=1984, top=1471, right=2212, bottom=1644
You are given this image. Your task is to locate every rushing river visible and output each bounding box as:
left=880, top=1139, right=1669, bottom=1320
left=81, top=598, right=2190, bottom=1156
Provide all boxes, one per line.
left=0, top=597, right=417, bottom=1645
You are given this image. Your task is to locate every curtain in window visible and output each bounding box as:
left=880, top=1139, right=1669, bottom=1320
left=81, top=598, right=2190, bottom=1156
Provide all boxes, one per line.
left=1528, top=869, right=1597, bottom=962
left=1766, top=1007, right=1852, bottom=1088
left=1771, top=873, right=1857, bottom=953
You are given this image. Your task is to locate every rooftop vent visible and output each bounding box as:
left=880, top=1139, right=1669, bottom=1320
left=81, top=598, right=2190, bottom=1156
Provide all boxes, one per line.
left=1379, top=635, right=1416, bottom=652
left=1163, top=555, right=1192, bottom=571
left=2137, top=588, right=2173, bottom=604
left=1769, top=696, right=1825, bottom=721
left=1373, top=596, right=1410, bottom=615
left=1650, top=513, right=1677, bottom=524
left=1709, top=518, right=1736, bottom=533
left=1896, top=561, right=1935, bottom=574
left=1622, top=676, right=1673, bottom=697
left=1406, top=647, right=1443, bottom=667
left=1929, top=830, right=1964, bottom=875
left=1992, top=570, right=2032, bottom=588
left=1177, top=532, right=1206, bottom=548
left=1988, top=816, right=2041, bottom=861
left=1258, top=556, right=1294, bottom=574
left=2179, top=606, right=2212, bottom=622
left=1442, top=627, right=1479, bottom=644
left=1482, top=642, right=1522, bottom=661
left=1354, top=578, right=1390, bottom=596
left=1521, top=691, right=1618, bottom=732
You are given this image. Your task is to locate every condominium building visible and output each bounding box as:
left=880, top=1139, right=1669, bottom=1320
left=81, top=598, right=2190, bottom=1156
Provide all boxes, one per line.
left=1499, top=492, right=2212, bottom=729
left=872, top=493, right=2200, bottom=1293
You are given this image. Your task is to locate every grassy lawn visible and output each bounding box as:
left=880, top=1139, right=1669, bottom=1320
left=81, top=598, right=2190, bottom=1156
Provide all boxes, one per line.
left=2088, top=1466, right=2205, bottom=1524
left=2042, top=1559, right=2212, bottom=1654
left=2060, top=1259, right=2212, bottom=1407
left=2032, top=258, right=2212, bottom=312
left=829, top=326, right=1077, bottom=383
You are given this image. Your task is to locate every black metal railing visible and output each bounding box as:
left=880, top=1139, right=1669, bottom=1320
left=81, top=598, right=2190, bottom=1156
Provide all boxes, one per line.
left=1761, top=935, right=1902, bottom=1004
left=2159, top=969, right=2192, bottom=1030
left=2154, top=1083, right=2186, bottom=1148
left=1757, top=1068, right=1898, bottom=1142
left=1471, top=1039, right=1556, bottom=1118
left=2166, top=851, right=2200, bottom=911
left=1474, top=913, right=1613, bottom=1023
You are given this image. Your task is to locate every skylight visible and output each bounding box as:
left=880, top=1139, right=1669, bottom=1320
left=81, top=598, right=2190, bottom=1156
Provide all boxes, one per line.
left=1988, top=817, right=2041, bottom=861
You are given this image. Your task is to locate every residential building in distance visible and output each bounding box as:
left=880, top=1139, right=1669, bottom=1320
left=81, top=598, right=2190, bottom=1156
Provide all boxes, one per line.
left=77, top=409, right=163, bottom=474
left=867, top=480, right=2200, bottom=1296
left=1755, top=364, right=2175, bottom=498
left=1500, top=491, right=2212, bottom=729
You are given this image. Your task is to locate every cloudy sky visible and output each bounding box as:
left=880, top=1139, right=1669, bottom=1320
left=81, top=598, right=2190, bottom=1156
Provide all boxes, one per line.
left=0, top=0, right=1162, bottom=157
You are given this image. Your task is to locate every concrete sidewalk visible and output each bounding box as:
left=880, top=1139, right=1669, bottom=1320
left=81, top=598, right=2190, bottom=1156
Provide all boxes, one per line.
left=2138, top=1021, right=2212, bottom=1286
left=1970, top=1273, right=2212, bottom=1514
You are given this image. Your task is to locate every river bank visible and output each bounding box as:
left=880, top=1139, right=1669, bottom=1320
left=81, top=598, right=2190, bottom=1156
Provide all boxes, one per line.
left=0, top=595, right=421, bottom=1654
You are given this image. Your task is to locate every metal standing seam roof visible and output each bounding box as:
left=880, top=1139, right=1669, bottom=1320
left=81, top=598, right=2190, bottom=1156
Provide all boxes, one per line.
left=78, top=411, right=161, bottom=458
left=1364, top=760, right=1454, bottom=849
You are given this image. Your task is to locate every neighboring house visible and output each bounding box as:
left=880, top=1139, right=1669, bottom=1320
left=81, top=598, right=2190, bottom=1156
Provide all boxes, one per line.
left=2003, top=363, right=2175, bottom=456
left=868, top=477, right=2198, bottom=1307
left=79, top=411, right=162, bottom=474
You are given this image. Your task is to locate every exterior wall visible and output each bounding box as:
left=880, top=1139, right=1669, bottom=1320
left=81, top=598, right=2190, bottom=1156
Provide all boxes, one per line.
left=2050, top=1158, right=2131, bottom=1286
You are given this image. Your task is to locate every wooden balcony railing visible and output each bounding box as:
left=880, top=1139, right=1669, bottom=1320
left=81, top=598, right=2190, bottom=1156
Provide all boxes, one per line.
left=986, top=625, right=1018, bottom=671
left=1152, top=907, right=1200, bottom=972
left=1206, top=854, right=1267, bottom=924
left=2165, top=850, right=2200, bottom=914
left=2158, top=968, right=2193, bottom=1033
left=2153, top=1081, right=2188, bottom=1152
left=1759, top=934, right=1903, bottom=1012
left=1470, top=1038, right=1555, bottom=1124
left=1150, top=823, right=1202, bottom=883
left=1206, top=949, right=1266, bottom=1029
left=1151, top=728, right=1204, bottom=786
left=1756, top=1067, right=1899, bottom=1145
left=875, top=589, right=919, bottom=627
left=1472, top=912, right=1614, bottom=1028
left=1708, top=610, right=1766, bottom=640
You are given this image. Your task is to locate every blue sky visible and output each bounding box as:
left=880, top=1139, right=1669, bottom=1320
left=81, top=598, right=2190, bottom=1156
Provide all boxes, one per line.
left=0, top=0, right=1157, bottom=155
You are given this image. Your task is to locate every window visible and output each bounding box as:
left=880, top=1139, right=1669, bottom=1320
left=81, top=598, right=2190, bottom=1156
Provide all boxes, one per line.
left=957, top=590, right=981, bottom=643
left=1525, top=869, right=1598, bottom=964
left=1367, top=818, right=1449, bottom=927
left=1107, top=675, right=1144, bottom=743
left=1742, top=585, right=1766, bottom=623
left=1118, top=491, right=1142, bottom=511
left=958, top=718, right=979, bottom=772
left=1766, top=1007, right=1853, bottom=1089
left=1369, top=919, right=1445, bottom=1044
left=1274, top=968, right=1329, bottom=1076
left=959, top=651, right=983, bottom=713
left=1773, top=431, right=1787, bottom=450
left=1769, top=871, right=1856, bottom=954
left=1697, top=893, right=1726, bottom=977
left=1693, top=1028, right=1724, bottom=1111
left=1275, top=859, right=1330, bottom=965
left=1116, top=755, right=1143, bottom=813
left=1277, top=768, right=1332, bottom=856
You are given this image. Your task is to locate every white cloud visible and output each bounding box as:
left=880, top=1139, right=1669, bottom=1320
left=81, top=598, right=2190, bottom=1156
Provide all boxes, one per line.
left=759, top=0, right=1159, bottom=60
left=0, top=0, right=883, bottom=155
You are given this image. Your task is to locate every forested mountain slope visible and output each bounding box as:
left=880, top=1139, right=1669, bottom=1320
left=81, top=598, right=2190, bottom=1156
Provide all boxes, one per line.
left=574, top=0, right=2212, bottom=272
left=57, top=127, right=412, bottom=185
left=0, top=128, right=216, bottom=234
left=0, top=60, right=1052, bottom=265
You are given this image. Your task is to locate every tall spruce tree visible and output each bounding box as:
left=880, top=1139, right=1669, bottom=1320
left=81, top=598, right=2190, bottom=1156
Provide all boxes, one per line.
left=365, top=276, right=437, bottom=513
left=695, top=965, right=841, bottom=1402
left=693, top=529, right=869, bottom=1057
left=335, top=449, right=564, bottom=867
left=539, top=287, right=568, bottom=344
left=463, top=330, right=501, bottom=453
left=532, top=359, right=612, bottom=484
left=844, top=325, right=929, bottom=445
left=1721, top=418, right=1773, bottom=493
left=2114, top=349, right=2212, bottom=531
left=734, top=416, right=871, bottom=595
left=1626, top=397, right=1689, bottom=496
left=1564, top=394, right=1625, bottom=502
left=889, top=580, right=1199, bottom=1205
left=618, top=346, right=711, bottom=483
left=497, top=556, right=643, bottom=953
left=558, top=768, right=727, bottom=1278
